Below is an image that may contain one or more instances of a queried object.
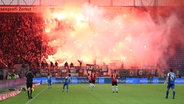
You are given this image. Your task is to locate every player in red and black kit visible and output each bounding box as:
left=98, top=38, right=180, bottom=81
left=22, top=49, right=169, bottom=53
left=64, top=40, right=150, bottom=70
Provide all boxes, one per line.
left=111, top=70, right=118, bottom=93
left=90, top=72, right=96, bottom=89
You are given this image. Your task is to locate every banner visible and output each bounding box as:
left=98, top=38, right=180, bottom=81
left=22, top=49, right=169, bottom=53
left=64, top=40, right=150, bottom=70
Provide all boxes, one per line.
left=0, top=6, right=62, bottom=13
left=33, top=77, right=184, bottom=84
left=0, top=90, right=20, bottom=101
left=0, top=6, right=38, bottom=12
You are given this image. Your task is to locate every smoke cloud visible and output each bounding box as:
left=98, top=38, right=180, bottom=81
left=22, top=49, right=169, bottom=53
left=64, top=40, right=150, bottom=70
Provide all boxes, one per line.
left=40, top=2, right=184, bottom=69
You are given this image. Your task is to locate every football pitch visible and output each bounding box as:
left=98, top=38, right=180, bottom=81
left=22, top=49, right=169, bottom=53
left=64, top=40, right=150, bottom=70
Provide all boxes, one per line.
left=1, top=84, right=184, bottom=104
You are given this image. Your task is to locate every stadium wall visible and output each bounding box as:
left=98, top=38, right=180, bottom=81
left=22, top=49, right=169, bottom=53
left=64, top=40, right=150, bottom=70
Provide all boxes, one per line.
left=0, top=78, right=26, bottom=91
left=33, top=77, right=184, bottom=84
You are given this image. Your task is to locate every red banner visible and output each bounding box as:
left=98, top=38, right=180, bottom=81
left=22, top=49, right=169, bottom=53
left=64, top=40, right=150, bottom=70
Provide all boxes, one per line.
left=0, top=90, right=21, bottom=101
left=0, top=6, right=39, bottom=12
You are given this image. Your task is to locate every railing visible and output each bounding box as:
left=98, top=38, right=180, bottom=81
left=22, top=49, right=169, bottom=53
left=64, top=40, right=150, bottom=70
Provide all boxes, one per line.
left=0, top=0, right=40, bottom=5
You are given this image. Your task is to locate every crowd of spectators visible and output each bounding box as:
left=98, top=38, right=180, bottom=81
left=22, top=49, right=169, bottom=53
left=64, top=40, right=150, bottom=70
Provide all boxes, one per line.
left=0, top=13, right=46, bottom=68
left=0, top=13, right=50, bottom=80
left=0, top=13, right=183, bottom=80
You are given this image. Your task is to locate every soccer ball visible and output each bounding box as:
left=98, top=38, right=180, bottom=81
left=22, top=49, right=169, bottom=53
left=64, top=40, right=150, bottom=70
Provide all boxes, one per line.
left=32, top=88, right=34, bottom=91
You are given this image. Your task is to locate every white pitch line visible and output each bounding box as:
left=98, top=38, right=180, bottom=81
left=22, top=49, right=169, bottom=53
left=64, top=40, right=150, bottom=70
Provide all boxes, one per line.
left=25, top=87, right=47, bottom=104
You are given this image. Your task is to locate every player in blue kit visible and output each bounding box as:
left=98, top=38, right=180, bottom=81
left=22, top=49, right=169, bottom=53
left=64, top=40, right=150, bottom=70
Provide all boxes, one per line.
left=62, top=74, right=71, bottom=92
left=164, top=69, right=176, bottom=99
left=47, top=73, right=52, bottom=88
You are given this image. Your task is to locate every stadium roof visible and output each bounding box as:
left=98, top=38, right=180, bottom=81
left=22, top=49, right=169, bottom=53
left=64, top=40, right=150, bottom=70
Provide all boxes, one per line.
left=0, top=0, right=183, bottom=6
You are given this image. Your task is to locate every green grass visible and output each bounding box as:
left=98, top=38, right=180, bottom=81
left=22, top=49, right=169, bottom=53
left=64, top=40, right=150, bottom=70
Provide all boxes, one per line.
left=1, top=84, right=184, bottom=104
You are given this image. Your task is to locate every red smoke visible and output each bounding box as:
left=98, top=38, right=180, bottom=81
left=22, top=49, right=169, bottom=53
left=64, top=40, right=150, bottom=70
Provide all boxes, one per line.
left=40, top=2, right=184, bottom=69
